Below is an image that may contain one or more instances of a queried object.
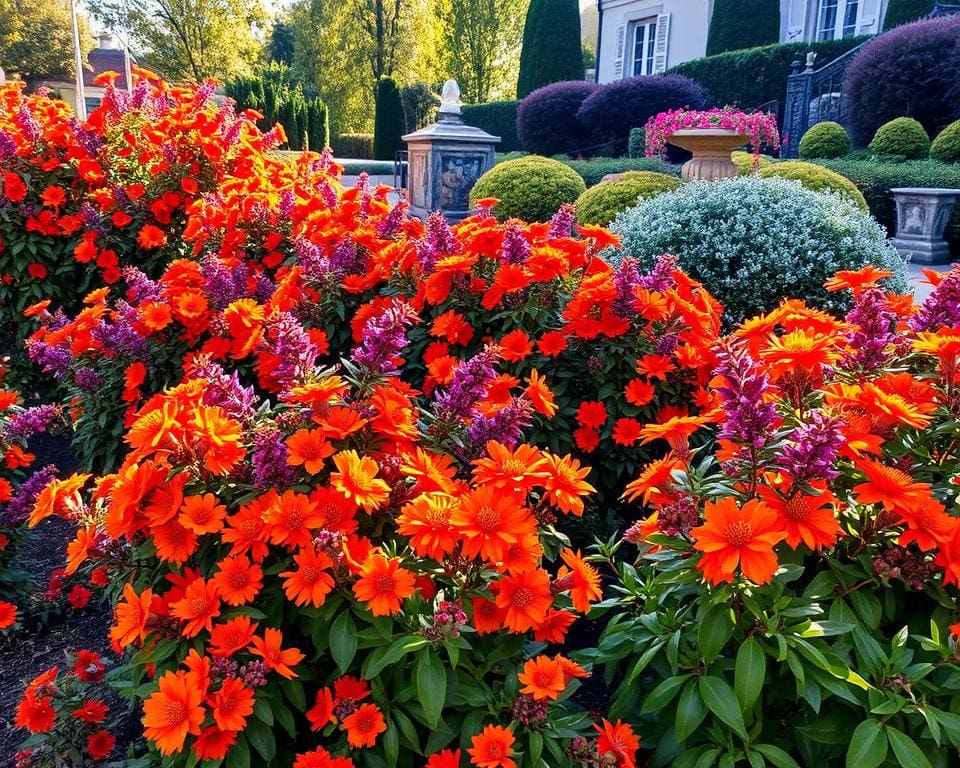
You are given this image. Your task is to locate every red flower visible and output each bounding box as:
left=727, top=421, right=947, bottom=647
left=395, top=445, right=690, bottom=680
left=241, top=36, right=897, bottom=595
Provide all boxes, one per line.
left=27, top=263, right=47, bottom=279
left=86, top=730, right=116, bottom=759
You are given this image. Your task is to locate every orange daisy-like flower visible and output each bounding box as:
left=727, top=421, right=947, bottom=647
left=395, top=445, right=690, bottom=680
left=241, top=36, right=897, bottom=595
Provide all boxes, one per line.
left=541, top=453, right=595, bottom=516
left=471, top=596, right=505, bottom=634
left=137, top=224, right=168, bottom=249
left=452, top=486, right=535, bottom=564
left=142, top=670, right=205, bottom=756
left=306, top=687, right=335, bottom=731
left=638, top=415, right=709, bottom=455
left=426, top=749, right=463, bottom=768
left=399, top=447, right=457, bottom=494
left=152, top=518, right=199, bottom=564
left=280, top=545, right=335, bottom=607
left=533, top=609, right=577, bottom=643
left=525, top=369, right=557, bottom=418
left=898, top=496, right=956, bottom=551
left=286, top=429, right=335, bottom=475
left=310, top=485, right=360, bottom=535
left=193, top=727, right=237, bottom=761
left=914, top=328, right=960, bottom=381
left=575, top=401, right=608, bottom=429
left=468, top=724, right=515, bottom=768
left=557, top=548, right=602, bottom=612
left=209, top=616, right=258, bottom=657
left=498, top=329, right=533, bottom=362
left=397, top=492, right=459, bottom=559
left=852, top=458, right=933, bottom=514
left=179, top=493, right=227, bottom=535
left=622, top=456, right=685, bottom=507
left=211, top=677, right=255, bottom=732
left=635, top=354, right=675, bottom=381
left=0, top=599, right=17, bottom=629
left=472, top=441, right=548, bottom=493
left=249, top=628, right=304, bottom=680
left=517, top=655, right=566, bottom=700
left=212, top=555, right=264, bottom=606
left=169, top=577, right=222, bottom=638
left=758, top=482, right=842, bottom=551
left=611, top=418, right=642, bottom=447
left=691, top=497, right=786, bottom=585
left=595, top=719, right=640, bottom=768
left=491, top=568, right=553, bottom=633
left=353, top=554, right=416, bottom=616
left=264, top=490, right=324, bottom=549
left=16, top=693, right=55, bottom=733
left=330, top=450, right=391, bottom=512
left=109, top=583, right=153, bottom=648
left=223, top=497, right=270, bottom=562
left=824, top=266, right=893, bottom=293
left=341, top=703, right=387, bottom=748
left=624, top=379, right=656, bottom=407
left=760, top=329, right=840, bottom=381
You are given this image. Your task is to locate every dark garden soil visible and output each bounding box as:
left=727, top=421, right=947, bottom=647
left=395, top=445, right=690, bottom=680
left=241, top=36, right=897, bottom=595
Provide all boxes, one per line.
left=0, top=432, right=139, bottom=766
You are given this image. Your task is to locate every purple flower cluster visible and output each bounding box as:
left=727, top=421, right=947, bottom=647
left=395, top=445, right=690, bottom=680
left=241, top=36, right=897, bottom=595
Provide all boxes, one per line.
left=68, top=118, right=105, bottom=155
left=376, top=201, right=404, bottom=238
left=189, top=358, right=257, bottom=418
left=433, top=346, right=500, bottom=418
left=351, top=300, right=420, bottom=375
left=251, top=427, right=295, bottom=489
left=713, top=341, right=777, bottom=448
left=464, top=398, right=533, bottom=453
left=841, top=286, right=896, bottom=370
left=0, top=129, right=16, bottom=160
left=501, top=224, right=530, bottom=265
left=279, top=189, right=295, bottom=217
left=258, top=312, right=319, bottom=389
left=122, top=267, right=161, bottom=303
left=3, top=404, right=59, bottom=442
left=778, top=410, right=844, bottom=483
left=91, top=310, right=150, bottom=360
left=548, top=204, right=574, bottom=239
left=910, top=265, right=960, bottom=332
left=612, top=257, right=641, bottom=318
left=202, top=255, right=250, bottom=309
left=329, top=239, right=363, bottom=274
left=1, top=465, right=58, bottom=528
left=27, top=341, right=71, bottom=377
left=74, top=367, right=105, bottom=392
left=16, top=104, right=41, bottom=143
left=638, top=254, right=678, bottom=292
left=415, top=212, right=458, bottom=272
left=873, top=545, right=939, bottom=590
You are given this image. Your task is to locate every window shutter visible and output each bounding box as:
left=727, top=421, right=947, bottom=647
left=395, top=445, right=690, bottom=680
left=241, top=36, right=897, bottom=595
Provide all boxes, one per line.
left=653, top=13, right=671, bottom=74
left=613, top=23, right=626, bottom=80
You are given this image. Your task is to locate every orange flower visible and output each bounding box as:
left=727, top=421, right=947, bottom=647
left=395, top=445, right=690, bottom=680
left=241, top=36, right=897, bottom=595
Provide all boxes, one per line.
left=426, top=749, right=463, bottom=768
left=330, top=450, right=391, bottom=511
left=595, top=719, right=640, bottom=768
left=431, top=310, right=473, bottom=345
left=491, top=568, right=553, bottom=633
left=852, top=458, right=933, bottom=514
left=212, top=555, right=263, bottom=605
left=760, top=329, right=840, bottom=380
left=137, top=223, right=168, bottom=249
left=65, top=526, right=97, bottom=575
left=342, top=702, right=387, bottom=748
left=824, top=266, right=893, bottom=293
left=40, top=184, right=67, bottom=207
left=525, top=369, right=557, bottom=418
left=468, top=724, right=515, bottom=768
left=109, top=583, right=153, bottom=647
left=472, top=596, right=505, bottom=634
left=532, top=609, right=576, bottom=643
left=575, top=401, right=608, bottom=429
left=400, top=448, right=457, bottom=494
left=898, top=496, right=957, bottom=551
left=353, top=554, right=416, bottom=616
left=142, top=670, right=205, bottom=756
left=537, top=330, right=568, bottom=357
left=397, top=492, right=459, bottom=559
left=611, top=418, right=642, bottom=446
left=223, top=497, right=270, bottom=562
left=624, top=379, right=656, bottom=407
left=759, top=483, right=842, bottom=551
left=264, top=490, right=324, bottom=549
left=557, top=548, right=602, bottom=612
left=16, top=693, right=55, bottom=733
left=452, top=486, right=535, bottom=564
left=310, top=485, right=360, bottom=534
left=306, top=687, right=335, bottom=730
left=574, top=426, right=600, bottom=453
left=0, top=599, right=16, bottom=629
left=249, top=628, right=304, bottom=679
left=498, top=329, right=533, bottom=362
left=692, top=497, right=785, bottom=585
left=169, top=577, right=222, bottom=637
left=287, top=429, right=334, bottom=474
left=638, top=415, right=708, bottom=455
left=280, top=545, right=335, bottom=607
left=211, top=677, right=254, bottom=732
left=518, top=655, right=566, bottom=700
left=152, top=519, right=198, bottom=564
left=193, top=727, right=237, bottom=760
left=472, top=441, right=548, bottom=493
left=209, top=616, right=258, bottom=657
left=179, top=493, right=227, bottom=535
left=635, top=354, right=675, bottom=381
left=541, top=453, right=595, bottom=516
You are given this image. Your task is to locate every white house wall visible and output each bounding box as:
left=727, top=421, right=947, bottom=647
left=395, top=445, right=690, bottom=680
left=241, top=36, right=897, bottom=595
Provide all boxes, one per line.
left=780, top=0, right=889, bottom=42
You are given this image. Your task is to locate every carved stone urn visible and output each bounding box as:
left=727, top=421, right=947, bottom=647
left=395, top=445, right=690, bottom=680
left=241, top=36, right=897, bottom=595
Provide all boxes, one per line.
left=889, top=187, right=960, bottom=265
left=667, top=129, right=750, bottom=182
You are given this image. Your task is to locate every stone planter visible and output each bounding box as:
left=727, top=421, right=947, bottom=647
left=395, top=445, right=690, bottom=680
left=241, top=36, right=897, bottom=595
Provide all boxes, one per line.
left=667, top=128, right=750, bottom=182
left=889, top=187, right=960, bottom=265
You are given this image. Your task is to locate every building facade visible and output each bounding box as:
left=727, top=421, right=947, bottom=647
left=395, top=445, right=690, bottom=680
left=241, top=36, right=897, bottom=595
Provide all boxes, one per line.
left=595, top=0, right=891, bottom=83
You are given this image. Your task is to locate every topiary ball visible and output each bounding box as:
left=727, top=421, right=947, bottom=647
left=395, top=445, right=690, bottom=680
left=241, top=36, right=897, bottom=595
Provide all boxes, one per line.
left=573, top=171, right=679, bottom=227
left=869, top=117, right=931, bottom=159
left=609, top=176, right=907, bottom=324
left=759, top=160, right=869, bottom=210
left=470, top=155, right=587, bottom=222
left=799, top=122, right=852, bottom=159
left=731, top=151, right=774, bottom=175
left=931, top=120, right=960, bottom=163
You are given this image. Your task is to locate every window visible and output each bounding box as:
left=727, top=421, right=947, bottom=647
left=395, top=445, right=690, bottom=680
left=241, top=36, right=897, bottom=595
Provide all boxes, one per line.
left=631, top=19, right=657, bottom=76
left=816, top=0, right=860, bottom=40
left=842, top=0, right=859, bottom=36
left=816, top=0, right=838, bottom=39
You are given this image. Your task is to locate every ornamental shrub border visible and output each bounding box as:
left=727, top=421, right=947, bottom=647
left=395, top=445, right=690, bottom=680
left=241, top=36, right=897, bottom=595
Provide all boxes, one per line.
left=461, top=102, right=523, bottom=153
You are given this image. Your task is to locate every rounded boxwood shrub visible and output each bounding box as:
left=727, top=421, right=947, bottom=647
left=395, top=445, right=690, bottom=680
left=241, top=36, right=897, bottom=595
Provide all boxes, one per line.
left=844, top=15, right=960, bottom=146
left=868, top=117, right=930, bottom=159
left=759, top=160, right=869, bottom=210
left=931, top=119, right=960, bottom=163
left=470, top=155, right=586, bottom=221
left=577, top=75, right=708, bottom=156
left=517, top=81, right=597, bottom=156
left=731, top=150, right=774, bottom=174
left=798, top=121, right=851, bottom=159
left=573, top=171, right=679, bottom=226
left=610, top=176, right=907, bottom=323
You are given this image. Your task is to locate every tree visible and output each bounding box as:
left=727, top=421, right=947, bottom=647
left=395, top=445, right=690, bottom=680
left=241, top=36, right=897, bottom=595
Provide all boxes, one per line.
left=373, top=77, right=404, bottom=158
left=90, top=0, right=267, bottom=82
left=434, top=0, right=525, bottom=103
left=352, top=0, right=404, bottom=82
left=0, top=0, right=93, bottom=82
left=706, top=0, right=780, bottom=56
left=882, top=0, right=935, bottom=30
left=268, top=18, right=295, bottom=64
left=516, top=0, right=583, bottom=99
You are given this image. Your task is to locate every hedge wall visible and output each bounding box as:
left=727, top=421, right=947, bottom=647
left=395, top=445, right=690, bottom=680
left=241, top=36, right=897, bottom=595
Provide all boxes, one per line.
left=495, top=152, right=678, bottom=186
left=669, top=37, right=868, bottom=111
left=706, top=0, right=780, bottom=56
left=816, top=158, right=960, bottom=253
left=461, top=101, right=522, bottom=152
left=883, top=0, right=936, bottom=30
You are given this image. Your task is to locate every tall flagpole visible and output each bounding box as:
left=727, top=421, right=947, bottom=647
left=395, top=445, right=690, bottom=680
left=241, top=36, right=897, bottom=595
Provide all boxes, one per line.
left=70, top=0, right=86, bottom=120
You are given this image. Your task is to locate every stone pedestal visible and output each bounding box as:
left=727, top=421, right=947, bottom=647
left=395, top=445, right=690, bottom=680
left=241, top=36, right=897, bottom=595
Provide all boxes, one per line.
left=889, top=188, right=960, bottom=265
left=667, top=129, right=750, bottom=182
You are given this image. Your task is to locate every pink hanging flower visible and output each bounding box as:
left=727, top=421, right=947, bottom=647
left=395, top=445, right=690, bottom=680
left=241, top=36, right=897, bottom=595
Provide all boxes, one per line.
left=644, top=107, right=780, bottom=160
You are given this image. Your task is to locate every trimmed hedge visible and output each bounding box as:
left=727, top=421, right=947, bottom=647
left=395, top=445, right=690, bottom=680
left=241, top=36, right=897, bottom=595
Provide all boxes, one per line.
left=560, top=156, right=678, bottom=186
left=816, top=158, right=960, bottom=253
left=574, top=171, right=679, bottom=226
left=470, top=155, right=586, bottom=221
left=461, top=101, right=522, bottom=152
left=669, top=37, right=868, bottom=111
left=868, top=117, right=930, bottom=159
left=931, top=120, right=960, bottom=163
left=883, top=0, right=936, bottom=30
left=759, top=160, right=869, bottom=210
left=517, top=81, right=597, bottom=156
left=517, top=0, right=584, bottom=98
left=627, top=127, right=645, bottom=159
left=799, top=121, right=851, bottom=159
left=373, top=78, right=405, bottom=160
left=706, top=0, right=780, bottom=56
left=731, top=150, right=775, bottom=173
left=332, top=133, right=374, bottom=159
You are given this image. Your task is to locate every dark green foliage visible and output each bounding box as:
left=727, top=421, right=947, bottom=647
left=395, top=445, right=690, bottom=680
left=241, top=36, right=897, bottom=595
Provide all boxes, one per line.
left=868, top=117, right=931, bottom=159
left=706, top=0, right=780, bottom=56
left=759, top=160, right=869, bottom=209
left=883, top=0, right=935, bottom=30
left=669, top=37, right=867, bottom=111
left=306, top=100, right=329, bottom=152
left=461, top=101, right=522, bottom=152
left=269, top=19, right=295, bottom=64
left=816, top=157, right=960, bottom=253
left=574, top=171, right=679, bottom=226
left=931, top=120, right=960, bottom=163
left=469, top=155, right=586, bottom=221
left=332, top=133, right=374, bottom=159
left=799, top=121, right=851, bottom=159
left=560, top=156, right=677, bottom=186
left=517, top=81, right=596, bottom=156
left=627, top=127, right=645, bottom=159
left=517, top=0, right=584, bottom=98
left=400, top=83, right=439, bottom=133
left=373, top=78, right=405, bottom=161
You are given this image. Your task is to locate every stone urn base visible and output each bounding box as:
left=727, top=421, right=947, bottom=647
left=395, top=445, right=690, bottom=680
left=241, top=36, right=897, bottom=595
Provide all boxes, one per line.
left=889, top=187, right=960, bottom=265
left=667, top=129, right=750, bottom=182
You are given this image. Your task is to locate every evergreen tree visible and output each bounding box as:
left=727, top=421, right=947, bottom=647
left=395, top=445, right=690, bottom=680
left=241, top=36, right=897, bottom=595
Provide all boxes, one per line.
left=373, top=77, right=405, bottom=160
left=516, top=0, right=583, bottom=99
left=269, top=19, right=296, bottom=64
left=706, top=0, right=780, bottom=56
left=882, top=0, right=935, bottom=30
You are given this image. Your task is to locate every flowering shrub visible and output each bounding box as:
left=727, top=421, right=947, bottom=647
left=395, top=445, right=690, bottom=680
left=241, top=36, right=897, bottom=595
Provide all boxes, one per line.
left=586, top=265, right=960, bottom=766
left=643, top=107, right=781, bottom=159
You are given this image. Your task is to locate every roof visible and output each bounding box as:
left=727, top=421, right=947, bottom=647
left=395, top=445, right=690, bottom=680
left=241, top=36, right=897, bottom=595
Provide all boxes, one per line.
left=83, top=45, right=134, bottom=89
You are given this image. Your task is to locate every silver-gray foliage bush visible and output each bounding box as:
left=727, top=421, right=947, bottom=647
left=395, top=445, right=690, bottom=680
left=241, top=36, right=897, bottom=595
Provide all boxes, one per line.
left=610, top=176, right=908, bottom=323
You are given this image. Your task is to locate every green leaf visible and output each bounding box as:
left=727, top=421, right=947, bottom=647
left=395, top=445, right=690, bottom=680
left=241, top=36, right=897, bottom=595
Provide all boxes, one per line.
left=753, top=744, right=801, bottom=768
left=698, top=604, right=734, bottom=663
left=253, top=696, right=273, bottom=726
left=414, top=649, right=446, bottom=728
left=675, top=682, right=708, bottom=742
left=885, top=727, right=932, bottom=768
left=699, top=676, right=747, bottom=739
left=846, top=720, right=887, bottom=768
left=225, top=734, right=250, bottom=768
left=641, top=674, right=691, bottom=714
left=529, top=731, right=543, bottom=767
left=735, top=637, right=765, bottom=712
left=244, top=715, right=276, bottom=763
left=330, top=611, right=358, bottom=673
